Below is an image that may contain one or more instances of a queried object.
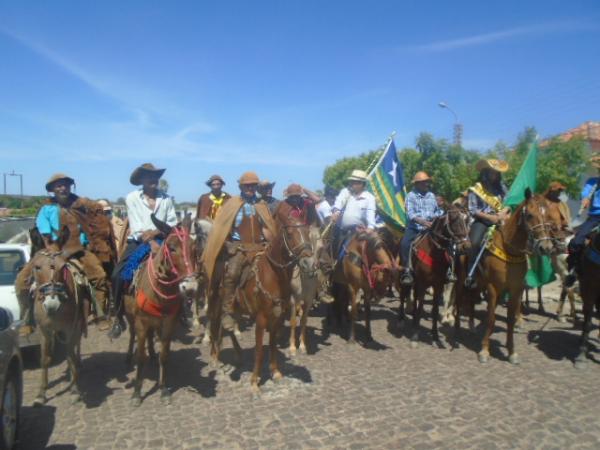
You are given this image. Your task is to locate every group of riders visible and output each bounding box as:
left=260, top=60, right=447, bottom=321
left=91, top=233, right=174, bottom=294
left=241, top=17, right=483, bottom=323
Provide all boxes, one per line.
left=13, top=153, right=600, bottom=340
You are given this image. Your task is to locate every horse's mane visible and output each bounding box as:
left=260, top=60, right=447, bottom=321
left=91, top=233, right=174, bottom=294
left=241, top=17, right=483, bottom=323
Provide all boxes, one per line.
left=194, top=219, right=213, bottom=237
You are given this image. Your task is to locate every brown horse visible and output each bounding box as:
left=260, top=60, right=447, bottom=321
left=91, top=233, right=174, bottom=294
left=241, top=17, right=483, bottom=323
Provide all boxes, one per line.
left=31, top=230, right=88, bottom=406
left=574, top=228, right=600, bottom=368
left=125, top=214, right=196, bottom=406
left=400, top=204, right=471, bottom=346
left=208, top=206, right=313, bottom=392
left=334, top=230, right=396, bottom=344
left=463, top=190, right=554, bottom=364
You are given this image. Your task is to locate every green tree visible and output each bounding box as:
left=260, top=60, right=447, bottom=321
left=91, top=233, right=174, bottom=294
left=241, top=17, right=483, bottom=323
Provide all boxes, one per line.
left=159, top=179, right=169, bottom=193
left=322, top=150, right=381, bottom=190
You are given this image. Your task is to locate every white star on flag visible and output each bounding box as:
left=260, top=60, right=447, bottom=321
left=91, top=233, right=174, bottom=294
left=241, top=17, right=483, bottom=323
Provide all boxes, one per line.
left=388, top=161, right=398, bottom=187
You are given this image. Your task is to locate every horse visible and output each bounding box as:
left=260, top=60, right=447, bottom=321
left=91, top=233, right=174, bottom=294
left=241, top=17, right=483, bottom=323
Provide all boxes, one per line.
left=573, top=228, right=600, bottom=368
left=333, top=229, right=396, bottom=344
left=125, top=214, right=196, bottom=406
left=208, top=205, right=313, bottom=392
left=399, top=203, right=471, bottom=346
left=288, top=225, right=321, bottom=356
left=462, top=189, right=554, bottom=364
left=30, top=228, right=88, bottom=406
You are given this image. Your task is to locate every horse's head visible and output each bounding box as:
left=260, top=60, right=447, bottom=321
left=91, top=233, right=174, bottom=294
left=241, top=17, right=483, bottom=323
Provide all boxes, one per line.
left=151, top=213, right=197, bottom=297
left=193, top=218, right=212, bottom=259
left=31, top=249, right=71, bottom=316
left=361, top=231, right=396, bottom=299
left=274, top=204, right=315, bottom=274
left=431, top=204, right=471, bottom=253
left=519, top=189, right=554, bottom=256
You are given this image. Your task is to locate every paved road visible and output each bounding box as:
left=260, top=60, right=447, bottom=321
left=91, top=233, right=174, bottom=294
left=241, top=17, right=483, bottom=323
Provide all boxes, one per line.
left=18, top=283, right=600, bottom=449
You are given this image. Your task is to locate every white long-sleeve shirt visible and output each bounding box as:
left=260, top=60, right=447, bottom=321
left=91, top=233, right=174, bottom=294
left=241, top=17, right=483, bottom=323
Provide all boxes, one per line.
left=126, top=189, right=178, bottom=241
left=332, top=187, right=377, bottom=230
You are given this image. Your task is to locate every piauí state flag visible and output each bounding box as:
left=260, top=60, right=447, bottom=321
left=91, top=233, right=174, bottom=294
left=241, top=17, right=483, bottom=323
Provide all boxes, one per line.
left=367, top=138, right=407, bottom=230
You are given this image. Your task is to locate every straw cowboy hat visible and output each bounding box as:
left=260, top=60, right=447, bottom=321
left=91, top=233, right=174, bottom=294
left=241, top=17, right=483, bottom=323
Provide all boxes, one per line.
left=347, top=170, right=368, bottom=183
left=97, top=199, right=112, bottom=211
left=590, top=154, right=600, bottom=168
left=238, top=171, right=260, bottom=185
left=285, top=183, right=303, bottom=197
left=476, top=159, right=509, bottom=173
left=205, top=174, right=225, bottom=187
left=411, top=171, right=432, bottom=184
left=45, top=173, right=75, bottom=192
left=130, top=163, right=166, bottom=185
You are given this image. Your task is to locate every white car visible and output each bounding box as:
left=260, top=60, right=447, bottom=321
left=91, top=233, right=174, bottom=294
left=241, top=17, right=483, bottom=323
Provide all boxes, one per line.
left=0, top=244, right=38, bottom=348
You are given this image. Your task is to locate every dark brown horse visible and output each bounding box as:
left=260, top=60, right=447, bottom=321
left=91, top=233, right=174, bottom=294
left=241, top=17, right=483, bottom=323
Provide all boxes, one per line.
left=208, top=206, right=313, bottom=392
left=574, top=228, right=600, bottom=368
left=125, top=214, right=196, bottom=406
left=400, top=203, right=471, bottom=346
left=462, top=190, right=554, bottom=364
left=31, top=229, right=88, bottom=406
left=333, top=230, right=396, bottom=344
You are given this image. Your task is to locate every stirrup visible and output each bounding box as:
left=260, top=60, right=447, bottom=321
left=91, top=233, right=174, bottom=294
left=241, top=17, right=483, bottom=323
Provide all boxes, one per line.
left=107, top=316, right=126, bottom=340
left=464, top=276, right=477, bottom=290
left=400, top=270, right=414, bottom=286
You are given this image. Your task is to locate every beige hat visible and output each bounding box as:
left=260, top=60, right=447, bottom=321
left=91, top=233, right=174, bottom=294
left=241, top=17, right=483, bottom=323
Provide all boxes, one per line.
left=238, top=171, right=260, bottom=185
left=347, top=170, right=368, bottom=182
left=45, top=173, right=75, bottom=192
left=130, top=163, right=166, bottom=185
left=476, top=159, right=509, bottom=173
left=97, top=199, right=112, bottom=211
left=412, top=171, right=432, bottom=183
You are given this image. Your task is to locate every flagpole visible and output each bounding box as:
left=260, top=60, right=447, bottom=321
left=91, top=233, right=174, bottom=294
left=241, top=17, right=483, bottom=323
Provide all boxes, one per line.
left=367, top=131, right=396, bottom=178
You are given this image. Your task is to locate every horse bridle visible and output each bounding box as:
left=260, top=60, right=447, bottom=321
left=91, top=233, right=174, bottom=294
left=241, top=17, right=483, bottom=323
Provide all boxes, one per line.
left=519, top=204, right=554, bottom=254
left=34, top=250, right=69, bottom=300
left=428, top=208, right=469, bottom=250
left=267, top=219, right=314, bottom=271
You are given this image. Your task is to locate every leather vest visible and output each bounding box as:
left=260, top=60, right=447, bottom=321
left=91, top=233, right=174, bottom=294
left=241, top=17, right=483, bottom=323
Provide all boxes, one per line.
left=236, top=212, right=263, bottom=244
left=59, top=207, right=85, bottom=251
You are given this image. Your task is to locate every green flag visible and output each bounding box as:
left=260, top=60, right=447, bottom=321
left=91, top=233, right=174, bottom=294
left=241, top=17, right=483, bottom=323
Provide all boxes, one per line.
left=504, top=140, right=538, bottom=209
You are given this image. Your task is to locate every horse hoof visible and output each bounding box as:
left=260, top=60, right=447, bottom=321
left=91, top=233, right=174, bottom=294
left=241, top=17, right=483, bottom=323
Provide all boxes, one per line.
left=508, top=354, right=520, bottom=365
left=160, top=391, right=172, bottom=405
left=201, top=335, right=211, bottom=346
left=478, top=352, right=489, bottom=364
left=33, top=396, right=46, bottom=407
left=234, top=329, right=241, bottom=337
left=287, top=347, right=297, bottom=357
left=410, top=340, right=418, bottom=349
left=272, top=371, right=283, bottom=382
left=130, top=396, right=142, bottom=407
left=347, top=339, right=357, bottom=345
left=71, top=393, right=82, bottom=404
left=558, top=316, right=566, bottom=323
left=298, top=344, right=307, bottom=354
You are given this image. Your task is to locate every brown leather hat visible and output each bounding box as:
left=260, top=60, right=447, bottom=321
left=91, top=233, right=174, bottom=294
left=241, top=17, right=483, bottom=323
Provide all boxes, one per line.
left=285, top=183, right=303, bottom=197
left=45, top=173, right=75, bottom=192
left=130, top=163, right=166, bottom=185
left=238, top=171, right=260, bottom=185
left=205, top=174, right=225, bottom=187
left=546, top=181, right=567, bottom=193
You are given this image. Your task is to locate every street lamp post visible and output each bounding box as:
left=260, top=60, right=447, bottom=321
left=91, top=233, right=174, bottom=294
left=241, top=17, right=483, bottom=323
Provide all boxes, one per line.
left=438, top=102, right=463, bottom=147
left=3, top=171, right=24, bottom=196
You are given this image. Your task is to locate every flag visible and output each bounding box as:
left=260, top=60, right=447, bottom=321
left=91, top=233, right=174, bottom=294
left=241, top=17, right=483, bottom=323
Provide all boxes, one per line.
left=367, top=137, right=407, bottom=230
left=504, top=140, right=539, bottom=209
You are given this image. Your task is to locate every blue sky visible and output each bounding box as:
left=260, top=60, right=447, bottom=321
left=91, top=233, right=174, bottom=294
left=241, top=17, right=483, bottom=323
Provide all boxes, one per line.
left=1, top=1, right=599, bottom=201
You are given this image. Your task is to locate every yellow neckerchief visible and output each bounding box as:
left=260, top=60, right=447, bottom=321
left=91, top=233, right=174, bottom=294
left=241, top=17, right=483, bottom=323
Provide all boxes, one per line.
left=209, top=193, right=226, bottom=219
left=469, top=182, right=504, bottom=213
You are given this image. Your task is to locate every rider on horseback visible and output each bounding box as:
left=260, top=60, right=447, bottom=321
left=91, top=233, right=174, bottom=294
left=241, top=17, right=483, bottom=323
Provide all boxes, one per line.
left=15, top=173, right=113, bottom=335
left=202, top=171, right=277, bottom=333
left=108, top=163, right=177, bottom=339
left=258, top=180, right=280, bottom=215
left=464, top=159, right=511, bottom=289
left=566, top=155, right=600, bottom=286
left=399, top=171, right=444, bottom=286
left=196, top=174, right=231, bottom=220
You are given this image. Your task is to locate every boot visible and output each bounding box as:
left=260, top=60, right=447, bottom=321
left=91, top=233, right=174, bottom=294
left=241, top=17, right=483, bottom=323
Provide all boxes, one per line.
left=565, top=251, right=580, bottom=288
left=107, top=297, right=126, bottom=339
left=400, top=268, right=414, bottom=286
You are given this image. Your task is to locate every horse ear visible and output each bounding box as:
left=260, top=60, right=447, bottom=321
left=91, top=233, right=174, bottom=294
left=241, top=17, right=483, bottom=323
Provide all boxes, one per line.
left=183, top=212, right=192, bottom=232
left=524, top=187, right=532, bottom=200
left=151, top=213, right=172, bottom=236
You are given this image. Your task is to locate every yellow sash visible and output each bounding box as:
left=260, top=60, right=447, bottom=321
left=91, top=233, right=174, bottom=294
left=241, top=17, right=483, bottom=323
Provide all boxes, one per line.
left=469, top=182, right=504, bottom=213
left=486, top=233, right=526, bottom=263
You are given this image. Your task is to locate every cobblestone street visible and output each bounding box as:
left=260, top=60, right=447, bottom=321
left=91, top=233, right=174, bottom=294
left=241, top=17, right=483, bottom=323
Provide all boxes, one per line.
left=18, top=283, right=600, bottom=449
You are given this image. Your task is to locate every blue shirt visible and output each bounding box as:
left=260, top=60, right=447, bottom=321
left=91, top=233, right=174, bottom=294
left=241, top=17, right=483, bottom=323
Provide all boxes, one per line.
left=36, top=204, right=88, bottom=246
left=231, top=196, right=261, bottom=241
left=582, top=177, right=600, bottom=217
left=406, top=190, right=443, bottom=231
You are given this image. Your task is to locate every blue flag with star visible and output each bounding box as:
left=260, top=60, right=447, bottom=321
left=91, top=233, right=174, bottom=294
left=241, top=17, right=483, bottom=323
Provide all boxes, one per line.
left=367, top=137, right=407, bottom=230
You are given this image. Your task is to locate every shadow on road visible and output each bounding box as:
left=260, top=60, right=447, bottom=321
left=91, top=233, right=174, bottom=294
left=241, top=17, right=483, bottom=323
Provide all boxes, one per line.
left=19, top=404, right=61, bottom=449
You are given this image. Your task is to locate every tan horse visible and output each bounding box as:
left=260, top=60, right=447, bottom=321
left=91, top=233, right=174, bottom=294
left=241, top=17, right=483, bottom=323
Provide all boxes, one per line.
left=574, top=229, right=600, bottom=368
left=30, top=229, right=88, bottom=406
left=335, top=230, right=396, bottom=344
left=400, top=204, right=471, bottom=346
left=125, top=214, right=196, bottom=406
left=208, top=206, right=313, bottom=392
left=463, top=190, right=554, bottom=364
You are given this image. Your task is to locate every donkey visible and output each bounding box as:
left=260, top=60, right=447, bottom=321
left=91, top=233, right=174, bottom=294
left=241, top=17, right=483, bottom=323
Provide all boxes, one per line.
left=31, top=228, right=88, bottom=406
left=400, top=203, right=471, bottom=346
left=125, top=214, right=196, bottom=406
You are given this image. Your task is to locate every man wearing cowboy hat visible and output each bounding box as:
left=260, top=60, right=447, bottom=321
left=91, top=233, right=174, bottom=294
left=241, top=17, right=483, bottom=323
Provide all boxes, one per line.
left=196, top=174, right=231, bottom=220
left=566, top=155, right=600, bottom=285
left=258, top=180, right=280, bottom=215
left=202, top=171, right=277, bottom=332
left=544, top=182, right=571, bottom=238
left=399, top=171, right=444, bottom=285
left=465, top=158, right=511, bottom=288
left=98, top=199, right=126, bottom=254
left=15, top=173, right=113, bottom=335
left=108, top=163, right=177, bottom=338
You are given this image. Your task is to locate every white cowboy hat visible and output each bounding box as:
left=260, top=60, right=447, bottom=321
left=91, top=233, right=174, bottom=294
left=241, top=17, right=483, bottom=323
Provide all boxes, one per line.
left=347, top=170, right=368, bottom=182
